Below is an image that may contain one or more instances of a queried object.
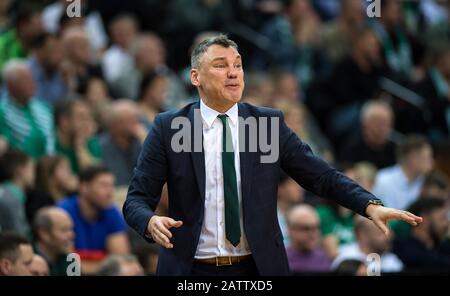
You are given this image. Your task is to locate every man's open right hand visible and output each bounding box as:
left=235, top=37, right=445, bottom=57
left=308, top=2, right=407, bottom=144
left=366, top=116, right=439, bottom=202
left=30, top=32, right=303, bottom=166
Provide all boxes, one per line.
left=147, top=215, right=183, bottom=248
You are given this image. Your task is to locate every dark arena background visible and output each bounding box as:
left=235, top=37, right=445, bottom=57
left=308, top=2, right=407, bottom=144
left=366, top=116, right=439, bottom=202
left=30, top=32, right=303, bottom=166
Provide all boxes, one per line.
left=0, top=0, right=449, bottom=285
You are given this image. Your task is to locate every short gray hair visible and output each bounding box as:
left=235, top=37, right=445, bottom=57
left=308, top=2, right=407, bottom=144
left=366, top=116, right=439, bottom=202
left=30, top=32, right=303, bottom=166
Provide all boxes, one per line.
left=360, top=100, right=393, bottom=122
left=33, top=207, right=56, bottom=239
left=2, top=59, right=29, bottom=83
left=96, top=254, right=140, bottom=276
left=191, top=34, right=238, bottom=69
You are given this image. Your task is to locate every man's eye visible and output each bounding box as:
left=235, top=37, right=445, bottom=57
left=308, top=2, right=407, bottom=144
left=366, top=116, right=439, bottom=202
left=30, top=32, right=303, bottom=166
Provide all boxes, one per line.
left=235, top=64, right=242, bottom=68
left=214, top=64, right=226, bottom=68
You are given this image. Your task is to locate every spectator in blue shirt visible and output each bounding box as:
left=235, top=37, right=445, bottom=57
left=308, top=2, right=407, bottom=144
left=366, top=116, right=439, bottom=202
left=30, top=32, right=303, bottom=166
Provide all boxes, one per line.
left=27, top=32, right=68, bottom=105
left=58, top=165, right=130, bottom=275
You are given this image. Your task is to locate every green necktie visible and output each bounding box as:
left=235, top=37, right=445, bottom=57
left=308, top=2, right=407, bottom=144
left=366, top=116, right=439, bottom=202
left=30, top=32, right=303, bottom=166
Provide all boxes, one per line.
left=217, top=114, right=241, bottom=247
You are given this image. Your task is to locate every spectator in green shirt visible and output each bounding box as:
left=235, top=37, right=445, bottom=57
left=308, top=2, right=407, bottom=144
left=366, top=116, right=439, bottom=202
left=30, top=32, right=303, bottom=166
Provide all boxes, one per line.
left=54, top=99, right=101, bottom=174
left=0, top=4, right=43, bottom=70
left=0, top=60, right=55, bottom=159
left=32, top=206, right=75, bottom=276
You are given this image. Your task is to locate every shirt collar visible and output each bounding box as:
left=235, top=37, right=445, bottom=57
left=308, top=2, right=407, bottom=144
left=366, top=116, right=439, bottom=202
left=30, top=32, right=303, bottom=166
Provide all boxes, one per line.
left=200, top=98, right=238, bottom=128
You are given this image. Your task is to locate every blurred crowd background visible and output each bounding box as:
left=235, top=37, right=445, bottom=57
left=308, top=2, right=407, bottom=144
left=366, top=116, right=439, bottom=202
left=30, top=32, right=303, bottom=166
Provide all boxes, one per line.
left=0, top=0, right=449, bottom=276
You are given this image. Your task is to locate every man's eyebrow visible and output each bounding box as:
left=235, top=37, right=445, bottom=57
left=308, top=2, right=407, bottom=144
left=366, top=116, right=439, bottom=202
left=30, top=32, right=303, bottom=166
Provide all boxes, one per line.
left=211, top=55, right=242, bottom=62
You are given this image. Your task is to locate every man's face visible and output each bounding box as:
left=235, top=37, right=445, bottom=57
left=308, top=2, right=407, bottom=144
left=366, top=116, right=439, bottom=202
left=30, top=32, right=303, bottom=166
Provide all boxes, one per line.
left=17, top=159, right=35, bottom=189
left=192, top=45, right=244, bottom=108
left=115, top=108, right=141, bottom=140
left=47, top=211, right=75, bottom=254
left=363, top=108, right=393, bottom=147
left=409, top=145, right=434, bottom=176
left=19, top=12, right=43, bottom=39
left=40, top=37, right=63, bottom=69
left=111, top=19, right=137, bottom=48
left=70, top=102, right=95, bottom=135
left=0, top=244, right=34, bottom=276
left=68, top=35, right=91, bottom=65
left=343, top=0, right=365, bottom=25
left=288, top=211, right=320, bottom=251
left=8, top=68, right=36, bottom=104
left=82, top=173, right=115, bottom=210
left=382, top=0, right=402, bottom=27
left=362, top=222, right=391, bottom=254
left=29, top=255, right=49, bottom=276
left=135, top=37, right=165, bottom=71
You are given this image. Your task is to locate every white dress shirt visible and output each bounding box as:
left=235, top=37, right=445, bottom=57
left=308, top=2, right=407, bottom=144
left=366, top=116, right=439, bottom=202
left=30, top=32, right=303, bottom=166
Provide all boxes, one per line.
left=194, top=99, right=251, bottom=259
left=372, top=164, right=424, bottom=210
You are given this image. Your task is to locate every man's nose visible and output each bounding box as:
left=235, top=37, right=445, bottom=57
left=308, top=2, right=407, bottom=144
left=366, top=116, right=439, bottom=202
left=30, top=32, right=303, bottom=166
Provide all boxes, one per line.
left=227, top=67, right=238, bottom=78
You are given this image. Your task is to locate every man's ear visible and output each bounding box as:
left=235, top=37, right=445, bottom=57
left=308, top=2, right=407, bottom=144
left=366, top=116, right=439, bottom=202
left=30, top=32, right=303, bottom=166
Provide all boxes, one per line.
left=39, top=229, right=51, bottom=244
left=191, top=69, right=200, bottom=87
left=0, top=258, right=11, bottom=275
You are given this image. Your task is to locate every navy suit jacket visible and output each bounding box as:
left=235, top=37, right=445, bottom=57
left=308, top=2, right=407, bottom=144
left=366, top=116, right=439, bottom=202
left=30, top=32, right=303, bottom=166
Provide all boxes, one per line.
left=123, top=101, right=380, bottom=275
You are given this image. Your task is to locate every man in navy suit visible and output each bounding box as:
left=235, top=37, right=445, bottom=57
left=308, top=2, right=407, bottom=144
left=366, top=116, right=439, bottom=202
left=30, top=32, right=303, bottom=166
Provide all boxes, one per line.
left=123, top=35, right=422, bottom=276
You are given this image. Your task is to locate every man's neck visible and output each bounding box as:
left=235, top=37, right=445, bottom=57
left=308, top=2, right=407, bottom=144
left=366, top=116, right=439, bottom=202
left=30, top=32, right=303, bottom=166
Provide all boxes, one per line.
left=36, top=241, right=57, bottom=263
left=201, top=97, right=235, bottom=114
left=78, top=197, right=98, bottom=222
left=111, top=134, right=132, bottom=151
left=400, top=163, right=420, bottom=183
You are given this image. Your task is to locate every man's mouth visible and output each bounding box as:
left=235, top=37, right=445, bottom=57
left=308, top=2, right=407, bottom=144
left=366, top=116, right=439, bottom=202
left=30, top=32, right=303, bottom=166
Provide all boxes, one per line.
left=225, top=84, right=240, bottom=89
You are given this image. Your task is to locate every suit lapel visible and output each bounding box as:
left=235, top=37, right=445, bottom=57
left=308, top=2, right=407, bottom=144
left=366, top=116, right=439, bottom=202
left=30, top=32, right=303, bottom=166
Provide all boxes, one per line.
left=188, top=101, right=256, bottom=206
left=188, top=101, right=206, bottom=203
left=238, top=103, right=256, bottom=208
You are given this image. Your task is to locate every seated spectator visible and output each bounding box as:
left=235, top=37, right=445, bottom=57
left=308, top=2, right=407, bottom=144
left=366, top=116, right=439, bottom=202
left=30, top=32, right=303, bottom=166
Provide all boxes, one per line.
left=338, top=100, right=397, bottom=169
left=320, top=0, right=367, bottom=64
left=33, top=206, right=75, bottom=276
left=316, top=165, right=357, bottom=259
left=58, top=166, right=130, bottom=275
left=240, top=71, right=274, bottom=107
left=277, top=172, right=304, bottom=246
left=42, top=0, right=107, bottom=56
left=352, top=161, right=378, bottom=192
left=26, top=155, right=78, bottom=223
left=29, top=254, right=49, bottom=276
left=393, top=198, right=450, bottom=272
left=373, top=135, right=434, bottom=210
left=115, top=33, right=188, bottom=108
left=99, top=100, right=145, bottom=186
left=0, top=232, right=34, bottom=276
left=54, top=100, right=101, bottom=174
left=252, top=0, right=329, bottom=91
left=332, top=216, right=403, bottom=273
left=137, top=70, right=168, bottom=130
left=333, top=258, right=366, bottom=276
left=0, top=150, right=34, bottom=237
left=420, top=171, right=449, bottom=201
left=326, top=28, right=386, bottom=139
left=272, top=71, right=303, bottom=103
left=0, top=4, right=43, bottom=69
left=414, top=44, right=450, bottom=142
left=60, top=27, right=103, bottom=96
left=102, top=14, right=139, bottom=98
left=96, top=254, right=144, bottom=276
left=0, top=60, right=55, bottom=159
left=286, top=204, right=331, bottom=273
left=371, top=0, right=418, bottom=79
left=28, top=32, right=67, bottom=105
left=275, top=100, right=334, bottom=162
